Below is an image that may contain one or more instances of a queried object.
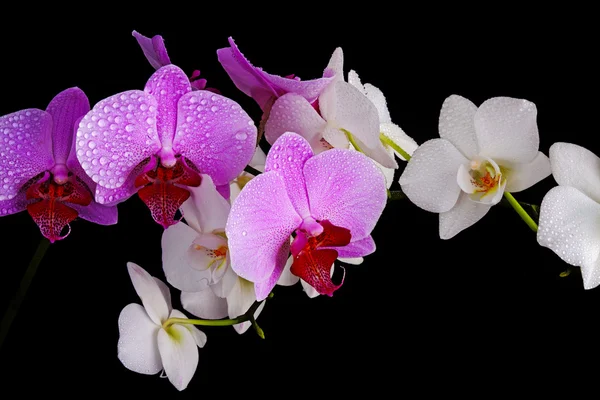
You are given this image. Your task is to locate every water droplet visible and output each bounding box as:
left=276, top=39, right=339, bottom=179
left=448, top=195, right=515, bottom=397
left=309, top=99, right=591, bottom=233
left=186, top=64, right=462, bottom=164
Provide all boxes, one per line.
left=235, top=131, right=247, bottom=140
left=210, top=106, right=218, bottom=112
left=88, top=141, right=96, bottom=149
left=125, top=124, right=135, bottom=132
left=242, top=231, right=247, bottom=236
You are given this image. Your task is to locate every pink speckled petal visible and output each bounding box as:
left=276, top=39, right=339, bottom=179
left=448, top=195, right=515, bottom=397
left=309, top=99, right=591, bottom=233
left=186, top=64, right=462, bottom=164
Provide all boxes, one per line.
left=329, top=235, right=375, bottom=258
left=132, top=30, right=171, bottom=70
left=75, top=90, right=161, bottom=192
left=0, top=109, right=54, bottom=201
left=254, top=240, right=291, bottom=300
left=70, top=200, right=118, bottom=225
left=265, top=132, right=313, bottom=218
left=226, top=171, right=302, bottom=285
left=264, top=93, right=327, bottom=147
left=46, top=87, right=90, bottom=164
left=93, top=160, right=147, bottom=205
left=264, top=73, right=334, bottom=105
left=144, top=65, right=192, bottom=148
left=173, top=90, right=257, bottom=186
left=304, top=149, right=387, bottom=241
left=0, top=191, right=27, bottom=216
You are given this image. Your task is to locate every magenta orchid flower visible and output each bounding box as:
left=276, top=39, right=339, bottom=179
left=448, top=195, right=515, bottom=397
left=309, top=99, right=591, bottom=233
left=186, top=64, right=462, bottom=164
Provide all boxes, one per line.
left=225, top=132, right=387, bottom=300
left=75, top=65, right=257, bottom=228
left=0, top=88, right=117, bottom=242
left=132, top=30, right=215, bottom=92
left=217, top=37, right=335, bottom=112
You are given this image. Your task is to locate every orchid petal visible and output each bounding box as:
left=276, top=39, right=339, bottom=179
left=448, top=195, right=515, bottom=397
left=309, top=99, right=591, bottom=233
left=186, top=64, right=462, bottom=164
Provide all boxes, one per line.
left=210, top=264, right=238, bottom=298
left=75, top=90, right=161, bottom=191
left=438, top=95, right=478, bottom=159
left=233, top=302, right=265, bottom=335
left=249, top=146, right=266, bottom=172
left=380, top=122, right=418, bottom=161
left=322, top=126, right=349, bottom=149
left=70, top=200, right=118, bottom=225
left=226, top=171, right=302, bottom=285
left=503, top=152, right=551, bottom=193
left=399, top=138, right=467, bottom=213
left=157, top=324, right=199, bottom=391
left=363, top=83, right=391, bottom=124
left=537, top=186, right=600, bottom=285
left=264, top=93, right=326, bottom=147
left=254, top=241, right=291, bottom=300
left=304, top=148, right=387, bottom=241
left=549, top=142, right=600, bottom=204
left=277, top=256, right=299, bottom=286
left=117, top=303, right=162, bottom=375
left=265, top=132, right=314, bottom=217
left=187, top=233, right=228, bottom=271
left=162, top=222, right=211, bottom=292
left=26, top=198, right=77, bottom=243
left=227, top=278, right=257, bottom=319
left=265, top=73, right=335, bottom=104
left=300, top=264, right=334, bottom=298
left=331, top=235, right=375, bottom=258
left=132, top=30, right=171, bottom=70
left=174, top=90, right=257, bottom=186
left=92, top=160, right=148, bottom=205
left=0, top=191, right=27, bottom=217
left=475, top=97, right=539, bottom=164
left=169, top=309, right=207, bottom=347
left=338, top=257, right=363, bottom=265
left=180, top=174, right=230, bottom=233
left=439, top=192, right=491, bottom=239
left=0, top=109, right=53, bottom=201
left=127, top=262, right=170, bottom=325
left=46, top=87, right=90, bottom=164
left=323, top=47, right=344, bottom=80
left=144, top=65, right=192, bottom=149
left=181, top=289, right=228, bottom=319
left=347, top=70, right=363, bottom=93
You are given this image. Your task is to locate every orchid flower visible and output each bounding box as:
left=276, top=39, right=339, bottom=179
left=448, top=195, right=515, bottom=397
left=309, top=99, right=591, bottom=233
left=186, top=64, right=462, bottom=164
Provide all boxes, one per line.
left=161, top=175, right=264, bottom=333
left=537, top=143, right=600, bottom=289
left=226, top=132, right=387, bottom=300
left=399, top=95, right=551, bottom=239
left=118, top=262, right=206, bottom=391
left=0, top=87, right=117, bottom=242
left=132, top=30, right=213, bottom=91
left=75, top=65, right=257, bottom=227
left=263, top=48, right=398, bottom=169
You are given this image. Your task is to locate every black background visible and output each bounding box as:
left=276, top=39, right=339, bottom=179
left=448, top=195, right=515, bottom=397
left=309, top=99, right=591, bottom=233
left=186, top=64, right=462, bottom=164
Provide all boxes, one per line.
left=0, top=9, right=598, bottom=396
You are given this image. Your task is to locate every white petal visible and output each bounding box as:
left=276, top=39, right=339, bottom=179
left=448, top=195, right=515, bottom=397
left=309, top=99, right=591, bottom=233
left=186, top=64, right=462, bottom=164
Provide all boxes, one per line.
left=154, top=278, right=172, bottom=313
left=347, top=70, right=365, bottom=93
left=537, top=186, right=600, bottom=270
left=581, top=257, right=600, bottom=290
left=324, top=47, right=344, bottom=80
left=249, top=145, right=266, bottom=172
left=210, top=264, right=238, bottom=298
left=233, top=302, right=266, bottom=335
left=157, top=325, right=199, bottom=391
left=380, top=123, right=418, bottom=161
left=475, top=97, right=539, bottom=164
left=549, top=142, right=600, bottom=204
left=181, top=290, right=229, bottom=320
left=188, top=233, right=228, bottom=271
left=181, top=174, right=230, bottom=234
left=162, top=223, right=212, bottom=292
left=117, top=303, right=162, bottom=375
left=127, top=262, right=169, bottom=325
left=338, top=257, right=363, bottom=265
left=503, top=152, right=551, bottom=193
left=322, top=125, right=349, bottom=149
left=227, top=278, right=257, bottom=319
left=169, top=309, right=207, bottom=348
left=438, top=95, right=478, bottom=159
left=364, top=83, right=391, bottom=124
left=439, top=192, right=491, bottom=239
left=277, top=256, right=300, bottom=286
left=399, top=138, right=467, bottom=213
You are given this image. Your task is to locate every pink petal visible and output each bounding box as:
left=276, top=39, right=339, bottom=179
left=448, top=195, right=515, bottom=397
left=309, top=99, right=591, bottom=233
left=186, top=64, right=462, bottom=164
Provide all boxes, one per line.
left=226, top=171, right=302, bottom=285
left=0, top=109, right=54, bottom=201
left=329, top=235, right=375, bottom=258
left=70, top=200, right=118, bottom=225
left=264, top=93, right=326, bottom=147
left=173, top=90, right=257, bottom=186
left=265, top=132, right=314, bottom=218
left=264, top=73, right=334, bottom=105
left=0, top=191, right=27, bottom=216
left=304, top=149, right=387, bottom=241
left=92, top=160, right=148, bottom=205
left=254, top=241, right=291, bottom=300
left=46, top=87, right=90, bottom=164
left=75, top=90, right=161, bottom=195
left=144, top=65, right=192, bottom=150
left=132, top=30, right=171, bottom=70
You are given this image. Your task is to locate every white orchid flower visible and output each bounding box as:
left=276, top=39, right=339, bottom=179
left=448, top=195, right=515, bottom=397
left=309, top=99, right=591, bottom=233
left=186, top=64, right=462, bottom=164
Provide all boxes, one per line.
left=117, top=262, right=206, bottom=391
left=537, top=143, right=600, bottom=289
left=399, top=95, right=551, bottom=239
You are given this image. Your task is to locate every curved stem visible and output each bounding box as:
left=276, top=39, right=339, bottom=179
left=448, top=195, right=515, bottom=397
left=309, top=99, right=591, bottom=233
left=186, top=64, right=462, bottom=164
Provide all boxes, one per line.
left=503, top=192, right=538, bottom=232
left=0, top=238, right=50, bottom=350
left=341, top=129, right=364, bottom=153
left=379, top=133, right=411, bottom=161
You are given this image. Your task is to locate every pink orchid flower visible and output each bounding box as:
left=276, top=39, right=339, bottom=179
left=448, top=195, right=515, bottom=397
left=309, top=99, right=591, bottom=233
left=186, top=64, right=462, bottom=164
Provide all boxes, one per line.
left=75, top=65, right=257, bottom=228
left=225, top=132, right=387, bottom=300
left=217, top=37, right=335, bottom=112
left=0, top=88, right=117, bottom=242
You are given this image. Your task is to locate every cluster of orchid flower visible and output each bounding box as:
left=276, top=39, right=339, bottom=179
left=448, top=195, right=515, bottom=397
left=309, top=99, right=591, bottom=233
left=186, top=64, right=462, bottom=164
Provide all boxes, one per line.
left=0, top=31, right=596, bottom=390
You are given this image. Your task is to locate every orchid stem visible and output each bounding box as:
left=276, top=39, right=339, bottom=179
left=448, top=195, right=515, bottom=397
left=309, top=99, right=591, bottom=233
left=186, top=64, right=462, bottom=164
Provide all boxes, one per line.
left=163, top=294, right=269, bottom=339
left=341, top=129, right=364, bottom=153
left=379, top=133, right=411, bottom=161
left=0, top=238, right=50, bottom=350
left=387, top=189, right=406, bottom=201
left=503, top=192, right=538, bottom=232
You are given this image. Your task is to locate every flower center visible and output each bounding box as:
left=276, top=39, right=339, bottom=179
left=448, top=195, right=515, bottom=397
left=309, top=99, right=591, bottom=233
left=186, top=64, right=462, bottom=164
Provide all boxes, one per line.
left=457, top=156, right=506, bottom=205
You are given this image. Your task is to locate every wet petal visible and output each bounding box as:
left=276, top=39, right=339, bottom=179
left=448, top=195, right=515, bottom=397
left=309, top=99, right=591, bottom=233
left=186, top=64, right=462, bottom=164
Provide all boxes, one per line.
left=92, top=160, right=148, bottom=205
left=300, top=264, right=334, bottom=298
left=363, top=82, right=391, bottom=124
left=46, top=87, right=90, bottom=164
left=126, top=262, right=170, bottom=325
left=180, top=174, right=230, bottom=233
left=277, top=256, right=299, bottom=286
left=475, top=97, right=539, bottom=164
left=174, top=90, right=257, bottom=186
left=323, top=47, right=344, bottom=80
left=0, top=109, right=54, bottom=201
left=69, top=200, right=118, bottom=225
left=169, top=309, right=207, bottom=347
left=304, top=148, right=387, bottom=241
left=380, top=122, right=418, bottom=161
left=399, top=138, right=467, bottom=213
left=439, top=192, right=491, bottom=239
left=157, top=324, right=199, bottom=391
left=26, top=198, right=77, bottom=243
left=117, top=303, right=162, bottom=375
left=132, top=30, right=171, bottom=70
left=291, top=249, right=342, bottom=296
left=227, top=278, right=257, bottom=319
left=138, top=182, right=190, bottom=228
left=438, top=95, right=478, bottom=159
left=254, top=241, right=291, bottom=300
left=549, top=142, right=600, bottom=204
left=181, top=289, right=229, bottom=320
left=331, top=235, right=375, bottom=258
left=226, top=171, right=302, bottom=286
left=503, top=152, right=551, bottom=193
left=0, top=190, right=27, bottom=217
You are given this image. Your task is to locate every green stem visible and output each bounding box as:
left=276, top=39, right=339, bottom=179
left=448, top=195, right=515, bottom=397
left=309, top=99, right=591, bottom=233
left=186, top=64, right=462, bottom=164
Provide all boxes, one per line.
left=341, top=129, right=364, bottom=153
left=387, top=189, right=406, bottom=201
left=379, top=133, right=411, bottom=161
left=503, top=192, right=538, bottom=232
left=0, top=238, right=50, bottom=350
